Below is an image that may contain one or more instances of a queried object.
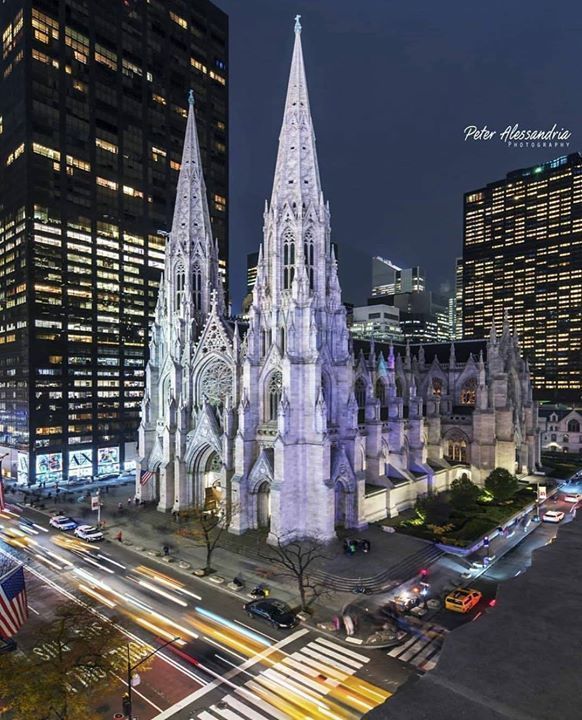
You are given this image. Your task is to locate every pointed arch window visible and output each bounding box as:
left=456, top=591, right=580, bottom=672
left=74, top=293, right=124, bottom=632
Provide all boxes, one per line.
left=567, top=419, right=580, bottom=433
left=303, top=226, right=314, bottom=290
left=432, top=378, right=443, bottom=397
left=322, top=372, right=332, bottom=423
left=460, top=378, right=477, bottom=405
left=175, top=262, right=185, bottom=312
left=282, top=226, right=295, bottom=290
left=375, top=378, right=386, bottom=406
left=355, top=377, right=366, bottom=409
left=266, top=371, right=283, bottom=422
left=193, top=261, right=202, bottom=310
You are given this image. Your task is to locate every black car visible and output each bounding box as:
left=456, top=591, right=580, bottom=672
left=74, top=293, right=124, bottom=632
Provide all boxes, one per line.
left=244, top=598, right=298, bottom=630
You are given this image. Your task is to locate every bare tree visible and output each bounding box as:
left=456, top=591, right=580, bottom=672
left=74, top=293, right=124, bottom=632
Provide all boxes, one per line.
left=177, top=505, right=235, bottom=574
left=259, top=535, right=330, bottom=612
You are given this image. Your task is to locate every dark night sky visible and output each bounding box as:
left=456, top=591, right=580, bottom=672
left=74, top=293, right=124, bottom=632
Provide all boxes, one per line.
left=215, top=0, right=581, bottom=309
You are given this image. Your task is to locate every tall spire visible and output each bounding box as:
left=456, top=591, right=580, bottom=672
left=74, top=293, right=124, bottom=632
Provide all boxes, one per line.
left=165, top=90, right=223, bottom=319
left=270, top=18, right=322, bottom=208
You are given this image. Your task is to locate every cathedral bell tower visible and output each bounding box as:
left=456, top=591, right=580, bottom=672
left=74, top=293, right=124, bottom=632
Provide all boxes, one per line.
left=137, top=91, right=224, bottom=508
left=231, top=18, right=362, bottom=543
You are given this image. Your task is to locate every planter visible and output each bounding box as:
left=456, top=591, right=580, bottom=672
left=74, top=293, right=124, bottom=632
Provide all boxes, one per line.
left=208, top=575, right=225, bottom=584
left=178, top=561, right=191, bottom=569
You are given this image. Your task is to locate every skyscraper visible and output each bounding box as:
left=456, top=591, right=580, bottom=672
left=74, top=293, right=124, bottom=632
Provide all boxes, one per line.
left=0, top=0, right=228, bottom=485
left=462, top=154, right=582, bottom=401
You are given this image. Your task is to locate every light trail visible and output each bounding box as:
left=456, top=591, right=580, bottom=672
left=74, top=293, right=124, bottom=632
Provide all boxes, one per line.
left=135, top=578, right=188, bottom=607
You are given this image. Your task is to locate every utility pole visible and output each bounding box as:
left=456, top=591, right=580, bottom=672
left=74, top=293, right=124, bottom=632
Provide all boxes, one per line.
left=123, top=637, right=180, bottom=719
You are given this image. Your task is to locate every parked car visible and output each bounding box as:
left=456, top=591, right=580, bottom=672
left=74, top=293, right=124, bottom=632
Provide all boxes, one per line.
left=49, top=515, right=78, bottom=531
left=542, top=510, right=565, bottom=523
left=74, top=524, right=104, bottom=542
left=445, top=588, right=482, bottom=614
left=563, top=494, right=581, bottom=504
left=244, top=598, right=298, bottom=629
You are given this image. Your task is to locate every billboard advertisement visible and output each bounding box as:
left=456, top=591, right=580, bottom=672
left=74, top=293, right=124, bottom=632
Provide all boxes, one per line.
left=36, top=452, right=63, bottom=485
left=97, top=446, right=119, bottom=476
left=69, top=450, right=93, bottom=479
left=17, top=453, right=29, bottom=485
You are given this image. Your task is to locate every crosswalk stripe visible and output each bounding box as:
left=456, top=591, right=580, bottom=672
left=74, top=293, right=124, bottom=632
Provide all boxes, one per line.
left=301, top=645, right=357, bottom=674
left=313, top=636, right=370, bottom=663
left=223, top=695, right=272, bottom=720
left=399, top=637, right=431, bottom=663
left=271, top=661, right=329, bottom=696
left=235, top=683, right=289, bottom=720
left=210, top=707, right=239, bottom=720
left=263, top=667, right=322, bottom=702
left=387, top=635, right=417, bottom=658
left=282, top=655, right=341, bottom=686
left=198, top=712, right=217, bottom=720
left=288, top=651, right=350, bottom=682
left=244, top=679, right=306, bottom=719
left=306, top=642, right=363, bottom=669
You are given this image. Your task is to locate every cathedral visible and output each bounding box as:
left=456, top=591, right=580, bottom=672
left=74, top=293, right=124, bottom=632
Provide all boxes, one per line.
left=136, top=19, right=539, bottom=543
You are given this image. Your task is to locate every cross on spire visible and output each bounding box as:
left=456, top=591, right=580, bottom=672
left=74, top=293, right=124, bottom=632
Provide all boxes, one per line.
left=294, top=14, right=302, bottom=33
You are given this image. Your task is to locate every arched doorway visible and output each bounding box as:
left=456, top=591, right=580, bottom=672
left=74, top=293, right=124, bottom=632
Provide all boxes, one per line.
left=188, top=445, right=224, bottom=509
left=203, top=451, right=224, bottom=511
left=257, top=481, right=271, bottom=528
left=335, top=481, right=347, bottom=526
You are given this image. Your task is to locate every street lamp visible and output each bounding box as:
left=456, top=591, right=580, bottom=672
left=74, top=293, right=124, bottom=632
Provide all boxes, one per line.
left=123, top=637, right=180, bottom=719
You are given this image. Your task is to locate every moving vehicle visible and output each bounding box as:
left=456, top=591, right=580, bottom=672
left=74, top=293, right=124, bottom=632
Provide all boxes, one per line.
left=74, top=524, right=104, bottom=541
left=563, top=493, right=581, bottom=504
left=244, top=598, right=298, bottom=629
left=49, top=515, right=78, bottom=531
left=445, top=588, right=482, bottom=614
left=542, top=510, right=565, bottom=523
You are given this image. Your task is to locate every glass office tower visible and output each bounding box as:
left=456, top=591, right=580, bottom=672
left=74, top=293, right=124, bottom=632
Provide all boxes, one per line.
left=462, top=154, right=581, bottom=401
left=0, top=0, right=228, bottom=484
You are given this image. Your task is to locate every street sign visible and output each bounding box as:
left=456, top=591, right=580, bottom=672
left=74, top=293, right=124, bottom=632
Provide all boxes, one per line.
left=538, top=486, right=547, bottom=501
left=91, top=495, right=100, bottom=511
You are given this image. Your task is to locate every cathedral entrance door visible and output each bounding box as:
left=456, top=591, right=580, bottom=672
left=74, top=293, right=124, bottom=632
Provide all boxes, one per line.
left=202, top=451, right=224, bottom=510
left=257, top=481, right=271, bottom=528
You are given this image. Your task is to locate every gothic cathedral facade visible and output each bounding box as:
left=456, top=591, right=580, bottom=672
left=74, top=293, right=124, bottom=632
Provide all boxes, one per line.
left=137, top=21, right=539, bottom=543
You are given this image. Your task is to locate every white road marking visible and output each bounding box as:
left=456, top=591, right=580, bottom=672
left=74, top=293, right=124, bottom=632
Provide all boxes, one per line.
left=313, top=636, right=370, bottom=663
left=152, top=629, right=309, bottom=719
left=223, top=695, right=271, bottom=720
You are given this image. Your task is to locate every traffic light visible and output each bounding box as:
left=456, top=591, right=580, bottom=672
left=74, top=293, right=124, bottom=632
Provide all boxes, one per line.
left=122, top=693, right=131, bottom=718
left=419, top=568, right=428, bottom=579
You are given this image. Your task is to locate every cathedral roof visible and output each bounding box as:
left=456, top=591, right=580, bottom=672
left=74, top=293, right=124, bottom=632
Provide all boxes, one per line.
left=353, top=339, right=488, bottom=365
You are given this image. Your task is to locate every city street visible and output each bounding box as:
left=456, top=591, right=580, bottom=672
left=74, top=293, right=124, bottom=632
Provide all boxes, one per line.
left=0, top=501, right=412, bottom=719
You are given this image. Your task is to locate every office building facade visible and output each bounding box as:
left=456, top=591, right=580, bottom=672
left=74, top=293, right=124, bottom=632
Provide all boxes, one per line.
left=462, top=154, right=581, bottom=402
left=0, top=0, right=228, bottom=484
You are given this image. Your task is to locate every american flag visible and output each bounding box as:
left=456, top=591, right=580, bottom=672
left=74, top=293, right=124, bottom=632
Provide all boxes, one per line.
left=0, top=565, right=28, bottom=639
left=0, top=478, right=5, bottom=512
left=140, top=470, right=154, bottom=487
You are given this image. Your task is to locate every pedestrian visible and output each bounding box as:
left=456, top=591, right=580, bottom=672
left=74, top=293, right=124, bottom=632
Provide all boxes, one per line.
left=127, top=497, right=132, bottom=506
left=163, top=544, right=169, bottom=556
left=332, top=615, right=341, bottom=632
left=343, top=614, right=354, bottom=637
left=116, top=531, right=123, bottom=542
left=134, top=496, right=139, bottom=506
left=118, top=501, right=123, bottom=511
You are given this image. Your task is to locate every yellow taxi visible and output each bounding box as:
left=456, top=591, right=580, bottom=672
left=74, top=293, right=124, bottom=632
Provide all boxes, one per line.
left=445, top=587, right=482, bottom=613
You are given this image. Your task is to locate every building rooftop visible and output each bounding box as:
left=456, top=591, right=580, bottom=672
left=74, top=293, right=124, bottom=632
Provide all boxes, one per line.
left=365, top=512, right=582, bottom=720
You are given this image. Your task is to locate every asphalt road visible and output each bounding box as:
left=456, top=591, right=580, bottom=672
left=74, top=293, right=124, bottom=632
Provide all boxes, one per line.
left=0, top=502, right=412, bottom=719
